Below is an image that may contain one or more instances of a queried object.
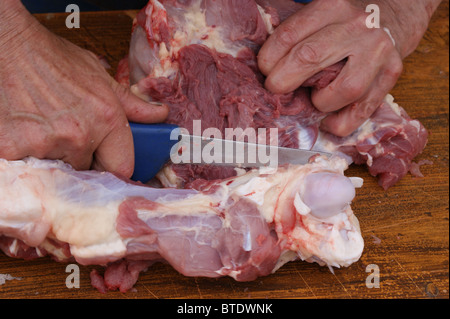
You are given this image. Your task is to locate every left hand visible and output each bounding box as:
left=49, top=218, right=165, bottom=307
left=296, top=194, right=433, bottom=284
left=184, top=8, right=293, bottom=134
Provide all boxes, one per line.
left=258, top=0, right=431, bottom=136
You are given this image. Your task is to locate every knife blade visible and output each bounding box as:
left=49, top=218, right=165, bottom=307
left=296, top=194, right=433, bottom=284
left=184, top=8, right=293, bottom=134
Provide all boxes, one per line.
left=173, top=133, right=330, bottom=168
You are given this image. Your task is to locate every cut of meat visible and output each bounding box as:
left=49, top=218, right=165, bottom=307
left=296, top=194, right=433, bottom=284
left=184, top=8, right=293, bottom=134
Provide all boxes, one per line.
left=118, top=0, right=428, bottom=190
left=0, top=156, right=364, bottom=293
left=313, top=95, right=429, bottom=190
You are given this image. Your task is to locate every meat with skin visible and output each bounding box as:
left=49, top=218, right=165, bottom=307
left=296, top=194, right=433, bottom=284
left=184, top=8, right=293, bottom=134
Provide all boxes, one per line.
left=118, top=0, right=428, bottom=190
left=0, top=156, right=363, bottom=293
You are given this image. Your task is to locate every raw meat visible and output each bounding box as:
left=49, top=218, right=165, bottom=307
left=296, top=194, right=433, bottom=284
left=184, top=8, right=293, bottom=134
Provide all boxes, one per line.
left=0, top=156, right=364, bottom=293
left=313, top=95, right=429, bottom=189
left=118, top=0, right=428, bottom=189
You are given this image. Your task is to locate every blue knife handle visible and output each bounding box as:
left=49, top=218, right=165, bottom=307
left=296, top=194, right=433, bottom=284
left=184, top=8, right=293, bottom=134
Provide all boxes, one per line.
left=129, top=123, right=180, bottom=183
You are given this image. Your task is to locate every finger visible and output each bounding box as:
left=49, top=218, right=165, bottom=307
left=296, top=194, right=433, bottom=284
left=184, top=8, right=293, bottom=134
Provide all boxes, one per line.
left=311, top=31, right=397, bottom=113
left=60, top=152, right=93, bottom=171
left=311, top=52, right=382, bottom=113
left=45, top=141, right=93, bottom=170
left=91, top=117, right=135, bottom=178
left=321, top=59, right=403, bottom=137
left=110, top=78, right=169, bottom=124
left=0, top=139, right=24, bottom=161
left=1, top=122, right=94, bottom=170
left=258, top=0, right=345, bottom=76
left=264, top=24, right=353, bottom=94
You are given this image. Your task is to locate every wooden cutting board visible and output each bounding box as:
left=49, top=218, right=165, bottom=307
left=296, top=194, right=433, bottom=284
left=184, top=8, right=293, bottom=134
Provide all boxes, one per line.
left=0, top=2, right=448, bottom=299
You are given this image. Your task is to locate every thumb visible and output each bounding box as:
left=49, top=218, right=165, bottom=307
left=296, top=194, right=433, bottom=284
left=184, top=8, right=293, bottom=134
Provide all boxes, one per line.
left=111, top=79, right=169, bottom=123
left=92, top=117, right=135, bottom=178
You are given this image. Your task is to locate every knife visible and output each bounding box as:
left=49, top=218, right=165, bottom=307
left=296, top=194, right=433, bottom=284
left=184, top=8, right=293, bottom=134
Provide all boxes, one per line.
left=129, top=123, right=330, bottom=183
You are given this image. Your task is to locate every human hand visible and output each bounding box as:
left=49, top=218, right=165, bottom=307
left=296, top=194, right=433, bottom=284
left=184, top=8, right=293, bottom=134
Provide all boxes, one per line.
left=0, top=4, right=169, bottom=177
left=258, top=0, right=438, bottom=136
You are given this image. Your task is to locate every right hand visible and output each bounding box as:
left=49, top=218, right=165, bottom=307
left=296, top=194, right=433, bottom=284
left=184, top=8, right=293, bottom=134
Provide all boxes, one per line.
left=258, top=0, right=438, bottom=137
left=0, top=11, right=169, bottom=178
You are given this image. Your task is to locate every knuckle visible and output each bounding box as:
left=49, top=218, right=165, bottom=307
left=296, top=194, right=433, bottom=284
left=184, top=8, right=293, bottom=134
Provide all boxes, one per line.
left=322, top=0, right=347, bottom=12
left=376, top=33, right=395, bottom=52
left=97, top=99, right=122, bottom=125
left=333, top=0, right=350, bottom=10
left=345, top=14, right=367, bottom=35
left=28, top=130, right=53, bottom=158
left=354, top=98, right=382, bottom=121
left=292, top=43, right=321, bottom=66
left=323, top=117, right=354, bottom=137
left=340, top=78, right=366, bottom=101
left=0, top=139, right=18, bottom=159
left=387, top=58, right=404, bottom=79
left=276, top=24, right=299, bottom=48
left=53, top=115, right=90, bottom=150
left=358, top=103, right=377, bottom=120
left=113, top=81, right=130, bottom=100
left=334, top=125, right=354, bottom=137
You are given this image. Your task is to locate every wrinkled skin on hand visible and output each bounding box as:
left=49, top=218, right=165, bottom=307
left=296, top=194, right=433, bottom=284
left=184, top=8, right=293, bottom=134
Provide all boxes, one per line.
left=258, top=0, right=440, bottom=137
left=0, top=3, right=169, bottom=177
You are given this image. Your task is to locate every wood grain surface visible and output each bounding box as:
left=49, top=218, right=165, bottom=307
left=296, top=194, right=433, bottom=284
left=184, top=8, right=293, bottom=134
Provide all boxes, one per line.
left=0, top=2, right=448, bottom=299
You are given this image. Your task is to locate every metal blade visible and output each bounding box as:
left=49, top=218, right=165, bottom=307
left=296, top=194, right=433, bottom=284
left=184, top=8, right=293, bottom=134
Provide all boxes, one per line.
left=170, top=134, right=331, bottom=168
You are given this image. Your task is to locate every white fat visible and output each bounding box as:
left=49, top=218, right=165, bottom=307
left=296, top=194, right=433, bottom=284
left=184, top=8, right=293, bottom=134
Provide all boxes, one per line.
left=48, top=200, right=123, bottom=249
left=7, top=239, right=19, bottom=255
left=151, top=42, right=178, bottom=78
left=218, top=269, right=242, bottom=281
left=0, top=159, right=129, bottom=262
left=0, top=176, right=44, bottom=226
left=156, top=166, right=184, bottom=188
left=234, top=177, right=273, bottom=206
left=294, top=209, right=364, bottom=268
left=294, top=192, right=311, bottom=216
left=39, top=239, right=69, bottom=260
left=70, top=240, right=127, bottom=261
left=258, top=166, right=278, bottom=175
left=349, top=177, right=364, bottom=188
left=272, top=250, right=298, bottom=273
left=312, top=131, right=340, bottom=154
left=257, top=4, right=275, bottom=34
left=384, top=94, right=402, bottom=117
left=268, top=157, right=364, bottom=268
left=234, top=167, right=247, bottom=176
left=409, top=120, right=423, bottom=133
left=170, top=1, right=242, bottom=58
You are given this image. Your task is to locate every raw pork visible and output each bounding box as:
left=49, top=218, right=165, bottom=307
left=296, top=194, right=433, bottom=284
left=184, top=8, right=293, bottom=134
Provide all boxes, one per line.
left=118, top=0, right=428, bottom=189
left=0, top=156, right=363, bottom=293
